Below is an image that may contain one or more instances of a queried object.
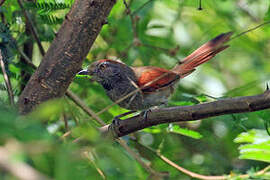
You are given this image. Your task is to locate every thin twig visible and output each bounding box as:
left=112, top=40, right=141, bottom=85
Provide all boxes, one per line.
left=65, top=90, right=106, bottom=126
left=83, top=151, right=106, bottom=180
left=64, top=89, right=162, bottom=176
left=0, top=147, right=51, bottom=180
left=123, top=0, right=139, bottom=41
left=134, top=140, right=270, bottom=180
left=231, top=20, right=270, bottom=40
left=238, top=165, right=270, bottom=178
left=117, top=42, right=134, bottom=60
left=65, top=92, right=166, bottom=177
left=158, top=153, right=227, bottom=179
left=0, top=0, right=6, bottom=6
left=62, top=113, right=69, bottom=131
left=17, top=0, right=45, bottom=56
left=116, top=138, right=166, bottom=177
left=0, top=49, right=15, bottom=106
left=17, top=48, right=36, bottom=69
left=61, top=131, right=71, bottom=140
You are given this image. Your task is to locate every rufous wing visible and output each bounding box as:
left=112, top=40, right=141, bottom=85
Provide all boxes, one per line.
left=132, top=66, right=179, bottom=92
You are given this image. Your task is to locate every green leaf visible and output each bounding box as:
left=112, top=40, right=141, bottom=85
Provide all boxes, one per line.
left=195, top=94, right=208, bottom=103
left=239, top=143, right=270, bottom=163
left=143, top=124, right=168, bottom=134
left=234, top=129, right=270, bottom=144
left=169, top=101, right=195, bottom=106
left=234, top=129, right=270, bottom=163
left=168, top=125, right=203, bottom=139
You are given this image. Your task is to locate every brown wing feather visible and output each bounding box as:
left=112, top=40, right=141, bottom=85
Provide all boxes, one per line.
left=132, top=66, right=179, bottom=92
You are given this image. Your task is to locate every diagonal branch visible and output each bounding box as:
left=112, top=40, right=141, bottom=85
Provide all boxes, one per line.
left=18, top=0, right=116, bottom=114
left=0, top=147, right=51, bottom=180
left=17, top=0, right=45, bottom=56
left=100, top=90, right=270, bottom=137
left=0, top=49, right=15, bottom=106
left=134, top=139, right=270, bottom=180
left=0, top=0, right=6, bottom=6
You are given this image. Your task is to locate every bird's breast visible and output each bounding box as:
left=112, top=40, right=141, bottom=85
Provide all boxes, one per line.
left=105, top=81, right=175, bottom=111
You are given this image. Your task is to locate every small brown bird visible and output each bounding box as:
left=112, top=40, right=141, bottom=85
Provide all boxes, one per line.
left=78, top=32, right=232, bottom=114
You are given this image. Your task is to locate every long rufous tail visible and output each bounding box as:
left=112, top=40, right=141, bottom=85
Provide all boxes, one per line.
left=172, top=32, right=233, bottom=77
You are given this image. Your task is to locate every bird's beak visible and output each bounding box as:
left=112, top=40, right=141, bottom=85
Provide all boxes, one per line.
left=77, top=69, right=89, bottom=75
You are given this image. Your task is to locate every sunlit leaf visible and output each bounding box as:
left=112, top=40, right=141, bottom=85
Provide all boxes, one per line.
left=168, top=124, right=203, bottom=139
left=169, top=101, right=195, bottom=106
left=143, top=124, right=168, bottom=134
left=235, top=129, right=270, bottom=163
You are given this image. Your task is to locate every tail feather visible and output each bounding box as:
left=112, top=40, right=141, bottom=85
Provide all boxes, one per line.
left=172, top=32, right=232, bottom=76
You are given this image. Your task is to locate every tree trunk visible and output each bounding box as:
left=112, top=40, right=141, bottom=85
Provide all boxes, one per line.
left=18, top=0, right=116, bottom=114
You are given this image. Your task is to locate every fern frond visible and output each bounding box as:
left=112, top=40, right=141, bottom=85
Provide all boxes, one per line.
left=40, top=14, right=63, bottom=25
left=25, top=0, right=73, bottom=14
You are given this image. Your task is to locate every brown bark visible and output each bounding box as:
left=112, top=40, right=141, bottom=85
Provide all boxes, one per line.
left=18, top=0, right=116, bottom=114
left=20, top=19, right=33, bottom=92
left=100, top=90, right=270, bottom=137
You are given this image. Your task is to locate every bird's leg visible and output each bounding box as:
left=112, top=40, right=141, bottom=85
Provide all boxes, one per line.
left=140, top=106, right=161, bottom=121
left=109, top=110, right=137, bottom=138
left=140, top=109, right=152, bottom=121
left=140, top=103, right=168, bottom=121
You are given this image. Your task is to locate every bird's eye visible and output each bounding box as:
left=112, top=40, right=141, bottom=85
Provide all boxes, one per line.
left=99, top=63, right=107, bottom=71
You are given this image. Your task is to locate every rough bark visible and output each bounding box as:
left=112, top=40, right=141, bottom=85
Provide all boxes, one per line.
left=100, top=90, right=270, bottom=137
left=20, top=19, right=33, bottom=92
left=18, top=0, right=116, bottom=114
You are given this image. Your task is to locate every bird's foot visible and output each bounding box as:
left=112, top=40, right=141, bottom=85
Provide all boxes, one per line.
left=112, top=116, right=121, bottom=127
left=109, top=110, right=137, bottom=137
left=266, top=82, right=270, bottom=92
left=140, top=106, right=161, bottom=122
left=109, top=116, right=121, bottom=138
left=140, top=109, right=152, bottom=122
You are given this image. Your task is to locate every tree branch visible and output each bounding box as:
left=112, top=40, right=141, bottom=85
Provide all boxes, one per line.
left=0, top=49, right=15, bottom=106
left=100, top=90, right=270, bottom=137
left=18, top=0, right=116, bottom=114
left=17, top=0, right=45, bottom=56
left=0, top=147, right=51, bottom=180
left=134, top=139, right=270, bottom=179
left=0, top=0, right=6, bottom=7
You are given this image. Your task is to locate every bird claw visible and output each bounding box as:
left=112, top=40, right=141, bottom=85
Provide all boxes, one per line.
left=109, top=110, right=137, bottom=137
left=266, top=82, right=270, bottom=91
left=112, top=116, right=121, bottom=127
left=108, top=116, right=121, bottom=138
left=140, top=109, right=152, bottom=122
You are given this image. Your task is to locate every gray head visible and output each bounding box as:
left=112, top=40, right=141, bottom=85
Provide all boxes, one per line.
left=77, top=59, right=137, bottom=84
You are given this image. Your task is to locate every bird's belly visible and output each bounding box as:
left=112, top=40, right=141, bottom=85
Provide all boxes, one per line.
left=141, top=88, right=172, bottom=108
left=106, top=86, right=173, bottom=111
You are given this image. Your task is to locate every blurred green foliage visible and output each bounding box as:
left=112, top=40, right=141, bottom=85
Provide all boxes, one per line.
left=0, top=0, right=270, bottom=179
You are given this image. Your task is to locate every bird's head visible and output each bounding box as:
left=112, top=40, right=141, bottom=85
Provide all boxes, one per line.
left=77, top=59, right=124, bottom=82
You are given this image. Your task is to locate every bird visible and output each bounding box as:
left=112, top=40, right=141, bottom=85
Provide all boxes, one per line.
left=78, top=32, right=232, bottom=118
